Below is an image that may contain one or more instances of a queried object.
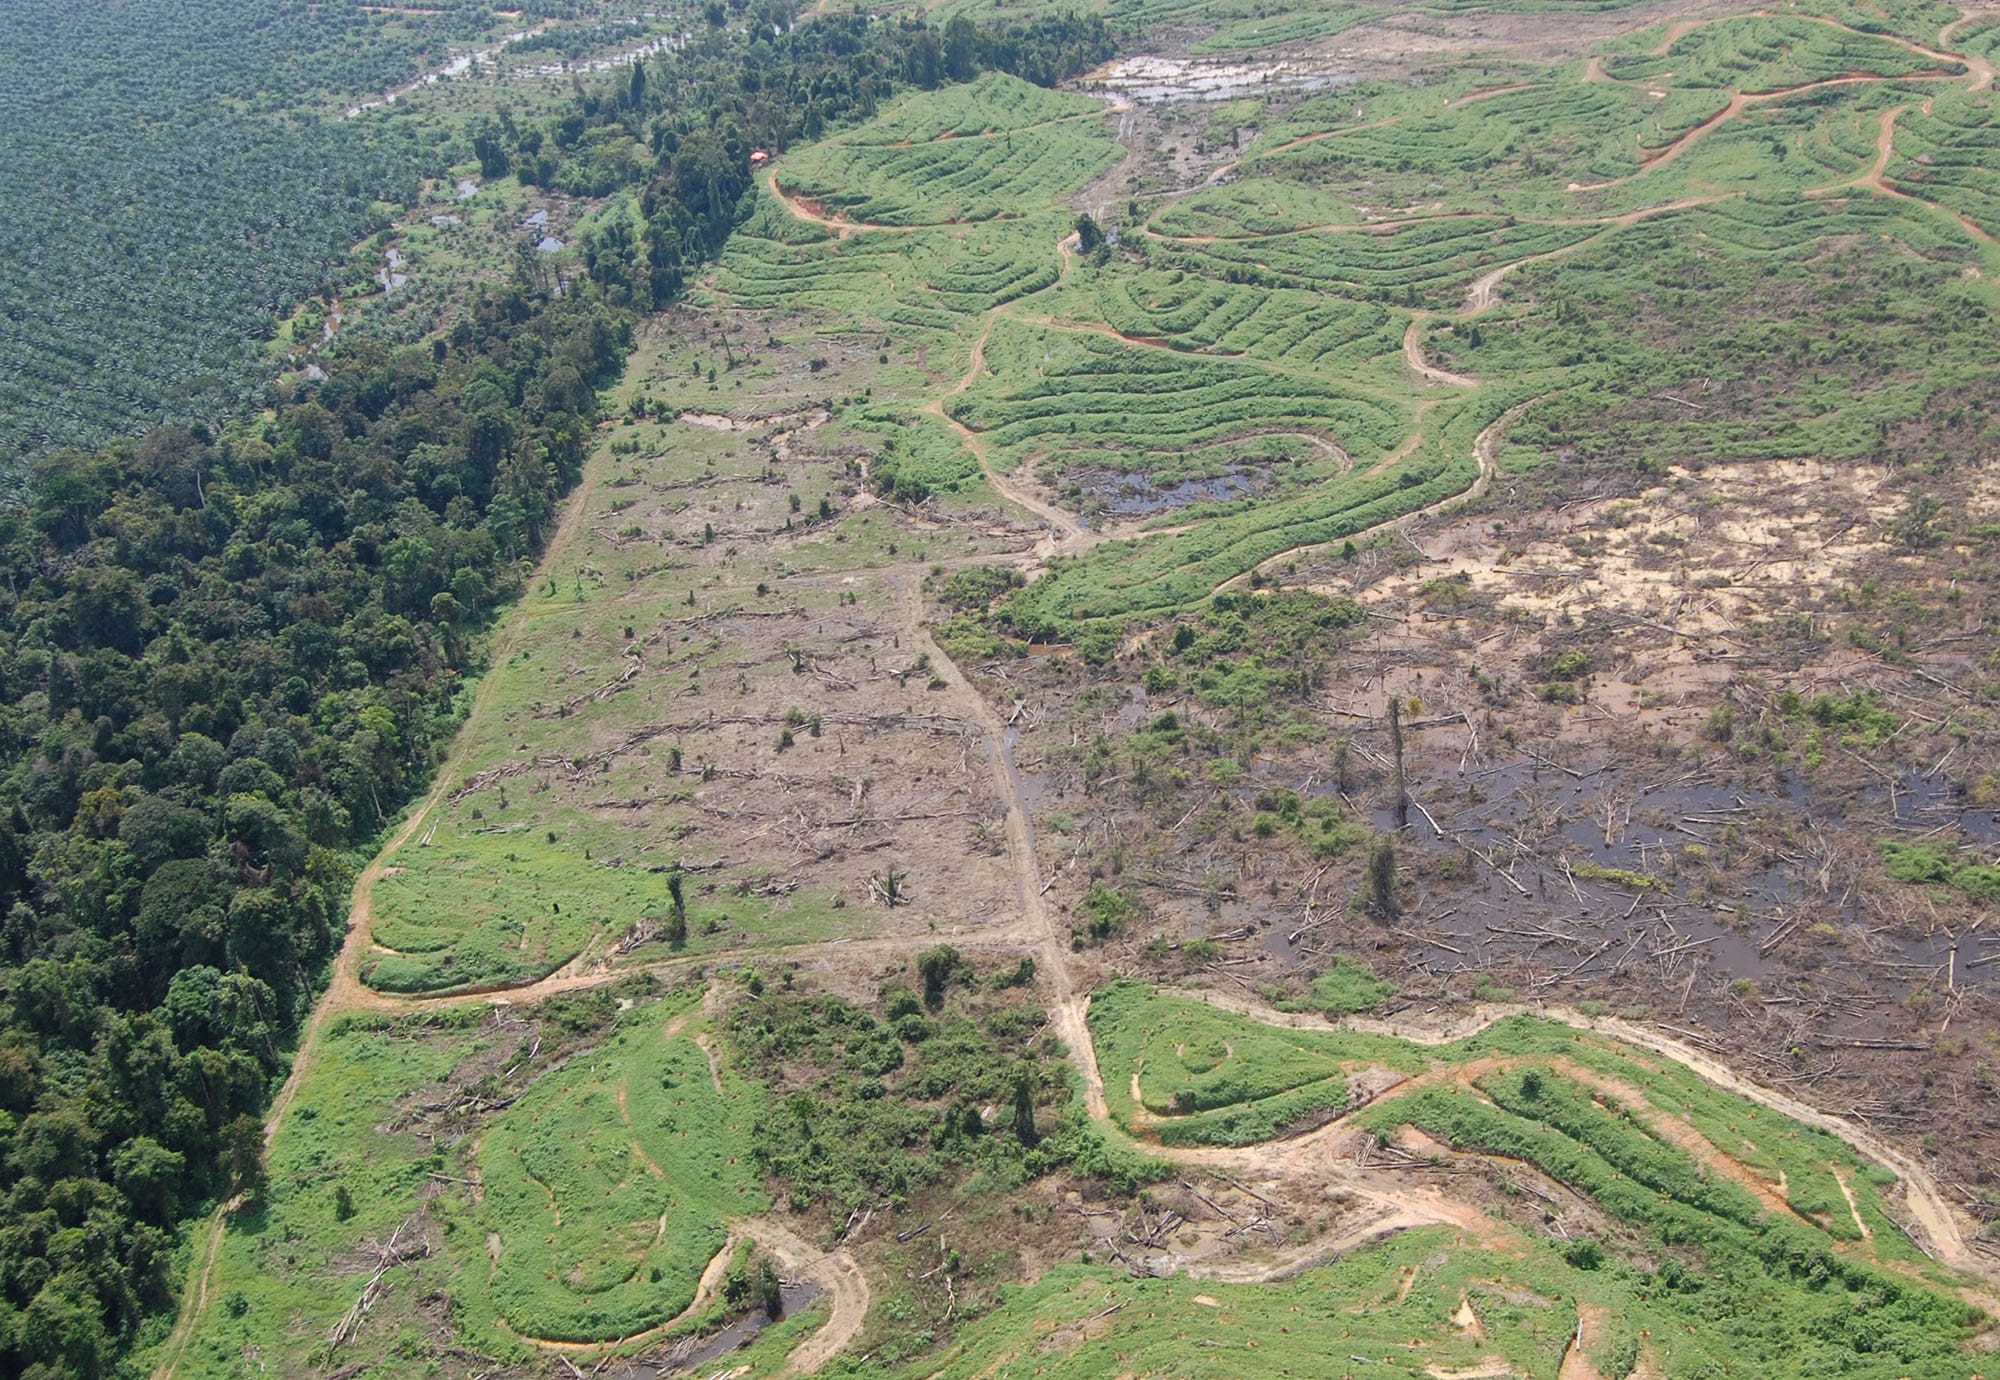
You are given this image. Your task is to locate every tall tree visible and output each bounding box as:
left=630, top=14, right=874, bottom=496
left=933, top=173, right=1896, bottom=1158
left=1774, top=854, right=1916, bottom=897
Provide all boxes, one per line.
left=1011, top=1067, right=1039, bottom=1147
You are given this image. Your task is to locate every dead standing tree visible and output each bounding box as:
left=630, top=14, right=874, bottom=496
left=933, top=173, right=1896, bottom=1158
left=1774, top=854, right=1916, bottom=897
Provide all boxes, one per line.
left=1388, top=696, right=1410, bottom=831
left=1366, top=839, right=1400, bottom=919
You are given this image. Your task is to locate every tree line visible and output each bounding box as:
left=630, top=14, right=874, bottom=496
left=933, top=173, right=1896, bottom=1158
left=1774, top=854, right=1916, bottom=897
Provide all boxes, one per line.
left=0, top=3, right=1120, bottom=1372
left=0, top=278, right=627, bottom=1377
left=469, top=5, right=1115, bottom=312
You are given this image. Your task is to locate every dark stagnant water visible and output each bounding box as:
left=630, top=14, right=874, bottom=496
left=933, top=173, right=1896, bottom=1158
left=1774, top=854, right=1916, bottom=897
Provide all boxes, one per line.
left=604, top=1278, right=824, bottom=1379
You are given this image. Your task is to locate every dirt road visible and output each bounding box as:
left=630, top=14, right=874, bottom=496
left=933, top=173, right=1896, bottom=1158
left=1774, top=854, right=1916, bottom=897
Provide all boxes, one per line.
left=746, top=1217, right=870, bottom=1374
left=895, top=575, right=1110, bottom=1115
left=764, top=169, right=920, bottom=237
left=1157, top=985, right=1992, bottom=1280
left=1403, top=316, right=1479, bottom=387
left=919, top=306, right=1091, bottom=550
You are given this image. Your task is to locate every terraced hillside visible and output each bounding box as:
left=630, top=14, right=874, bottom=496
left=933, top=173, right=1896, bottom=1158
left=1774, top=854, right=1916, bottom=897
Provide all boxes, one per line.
left=904, top=983, right=1989, bottom=1379
left=706, top=8, right=2000, bottom=637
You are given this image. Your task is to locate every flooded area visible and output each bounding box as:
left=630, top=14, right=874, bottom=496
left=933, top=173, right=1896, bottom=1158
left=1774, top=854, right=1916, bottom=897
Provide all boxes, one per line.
left=602, top=1279, right=823, bottom=1379
left=345, top=21, right=685, bottom=119
left=1083, top=54, right=1356, bottom=102
left=345, top=24, right=550, bottom=117
left=1078, top=467, right=1266, bottom=519
left=514, top=30, right=689, bottom=82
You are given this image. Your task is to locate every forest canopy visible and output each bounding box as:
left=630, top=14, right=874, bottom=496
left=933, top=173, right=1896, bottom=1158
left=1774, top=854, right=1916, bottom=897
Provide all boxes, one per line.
left=0, top=277, right=628, bottom=1376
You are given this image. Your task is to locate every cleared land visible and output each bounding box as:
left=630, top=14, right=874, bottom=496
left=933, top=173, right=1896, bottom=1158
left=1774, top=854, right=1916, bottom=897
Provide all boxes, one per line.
left=158, top=1, right=2000, bottom=1376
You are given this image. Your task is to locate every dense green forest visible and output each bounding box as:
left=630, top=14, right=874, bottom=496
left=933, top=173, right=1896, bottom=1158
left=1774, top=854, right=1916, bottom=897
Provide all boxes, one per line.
left=0, top=283, right=629, bottom=1378
left=0, top=4, right=1119, bottom=1372
left=0, top=0, right=507, bottom=459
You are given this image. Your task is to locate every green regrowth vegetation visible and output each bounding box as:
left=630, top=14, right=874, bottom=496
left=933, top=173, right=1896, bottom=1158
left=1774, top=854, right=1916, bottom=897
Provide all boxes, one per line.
left=472, top=1007, right=766, bottom=1343
left=951, top=319, right=1408, bottom=480
left=162, top=984, right=773, bottom=1375
left=1052, top=268, right=1405, bottom=369
left=1074, top=883, right=1138, bottom=943
left=1080, top=986, right=1979, bottom=1375
left=1603, top=15, right=1962, bottom=91
left=361, top=804, right=861, bottom=994
left=1240, top=83, right=1715, bottom=206
left=860, top=411, right=991, bottom=503
left=919, top=0, right=1667, bottom=23
left=1157, top=591, right=1368, bottom=711
left=1305, top=955, right=1396, bottom=1014
left=930, top=563, right=1027, bottom=611
left=715, top=197, right=1065, bottom=332
left=1089, top=981, right=1423, bottom=1145
left=1887, top=88, right=2000, bottom=238
left=1006, top=390, right=1517, bottom=629
left=158, top=1007, right=488, bottom=1380
left=364, top=834, right=611, bottom=993
left=1149, top=216, right=1601, bottom=310
left=1880, top=838, right=2000, bottom=901
left=1443, top=195, right=1994, bottom=476
left=724, top=972, right=1153, bottom=1213
left=775, top=75, right=1119, bottom=227
left=878, top=1208, right=1974, bottom=1379
left=1368, top=1068, right=1977, bottom=1373
left=1249, top=786, right=1374, bottom=857
left=1190, top=4, right=1379, bottom=51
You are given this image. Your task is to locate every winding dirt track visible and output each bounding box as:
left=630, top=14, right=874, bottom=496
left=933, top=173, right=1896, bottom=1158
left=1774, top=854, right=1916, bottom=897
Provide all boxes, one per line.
left=1822, top=101, right=1917, bottom=196
left=1403, top=316, right=1479, bottom=387
left=920, top=305, right=1091, bottom=551
left=1162, top=987, right=1988, bottom=1278
left=1939, top=9, right=2000, bottom=87
left=751, top=1217, right=871, bottom=1374
left=1805, top=97, right=1998, bottom=244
